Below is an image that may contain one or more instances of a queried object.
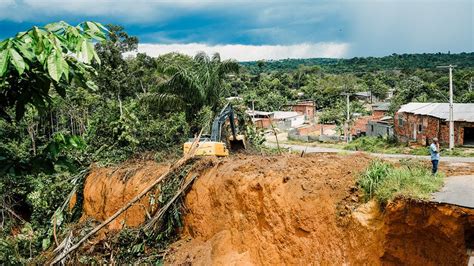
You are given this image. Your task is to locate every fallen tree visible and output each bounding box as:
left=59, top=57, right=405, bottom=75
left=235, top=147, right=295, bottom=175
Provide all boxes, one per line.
left=51, top=132, right=202, bottom=265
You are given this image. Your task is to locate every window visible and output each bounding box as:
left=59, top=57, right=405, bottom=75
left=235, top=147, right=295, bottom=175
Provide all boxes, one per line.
left=398, top=117, right=404, bottom=126
left=418, top=124, right=422, bottom=132
left=371, top=125, right=374, bottom=132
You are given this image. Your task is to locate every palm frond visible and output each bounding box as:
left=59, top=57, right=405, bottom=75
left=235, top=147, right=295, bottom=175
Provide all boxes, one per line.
left=194, top=52, right=210, bottom=65
left=140, top=92, right=184, bottom=112
left=211, top=53, right=221, bottom=63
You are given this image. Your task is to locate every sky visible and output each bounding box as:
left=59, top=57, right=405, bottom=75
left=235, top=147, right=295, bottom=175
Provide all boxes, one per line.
left=0, top=0, right=472, bottom=60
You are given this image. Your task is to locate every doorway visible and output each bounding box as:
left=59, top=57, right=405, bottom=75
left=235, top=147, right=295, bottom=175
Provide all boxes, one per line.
left=463, top=127, right=474, bottom=146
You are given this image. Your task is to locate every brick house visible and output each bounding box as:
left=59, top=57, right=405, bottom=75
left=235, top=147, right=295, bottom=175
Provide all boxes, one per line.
left=247, top=110, right=273, bottom=128
left=286, top=100, right=316, bottom=121
left=394, top=103, right=474, bottom=146
left=372, top=102, right=390, bottom=119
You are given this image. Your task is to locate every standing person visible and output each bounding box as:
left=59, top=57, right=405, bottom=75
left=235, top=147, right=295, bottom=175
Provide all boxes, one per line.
left=429, top=138, right=440, bottom=175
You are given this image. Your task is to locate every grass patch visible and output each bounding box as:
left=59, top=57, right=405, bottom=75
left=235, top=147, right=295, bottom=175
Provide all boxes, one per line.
left=358, top=159, right=444, bottom=204
left=344, top=136, right=404, bottom=154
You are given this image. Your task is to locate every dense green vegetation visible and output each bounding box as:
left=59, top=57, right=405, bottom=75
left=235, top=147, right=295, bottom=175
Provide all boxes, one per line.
left=236, top=53, right=474, bottom=124
left=358, top=159, right=444, bottom=204
left=0, top=21, right=472, bottom=263
left=241, top=52, right=474, bottom=74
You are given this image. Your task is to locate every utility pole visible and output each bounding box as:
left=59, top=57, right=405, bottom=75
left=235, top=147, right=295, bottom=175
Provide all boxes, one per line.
left=437, top=65, right=456, bottom=150
left=341, top=92, right=352, bottom=143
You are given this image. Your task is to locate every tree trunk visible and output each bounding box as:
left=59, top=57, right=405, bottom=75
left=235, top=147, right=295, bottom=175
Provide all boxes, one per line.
left=118, top=93, right=123, bottom=117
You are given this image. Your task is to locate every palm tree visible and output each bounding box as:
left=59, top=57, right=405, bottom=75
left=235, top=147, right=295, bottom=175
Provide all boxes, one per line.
left=144, top=52, right=239, bottom=128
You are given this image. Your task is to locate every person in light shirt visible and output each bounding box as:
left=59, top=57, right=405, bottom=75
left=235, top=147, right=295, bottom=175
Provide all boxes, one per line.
left=429, top=138, right=440, bottom=175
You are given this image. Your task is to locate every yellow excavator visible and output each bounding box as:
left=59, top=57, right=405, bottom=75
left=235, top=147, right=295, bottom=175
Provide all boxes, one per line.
left=183, top=103, right=245, bottom=156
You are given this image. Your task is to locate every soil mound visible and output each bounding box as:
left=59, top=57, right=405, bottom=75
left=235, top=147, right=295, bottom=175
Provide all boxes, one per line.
left=165, top=153, right=384, bottom=265
left=81, top=161, right=169, bottom=229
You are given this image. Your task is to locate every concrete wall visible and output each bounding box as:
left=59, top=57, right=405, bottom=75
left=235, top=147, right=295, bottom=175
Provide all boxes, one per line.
left=366, top=121, right=394, bottom=138
left=291, top=115, right=305, bottom=127
left=288, top=132, right=338, bottom=143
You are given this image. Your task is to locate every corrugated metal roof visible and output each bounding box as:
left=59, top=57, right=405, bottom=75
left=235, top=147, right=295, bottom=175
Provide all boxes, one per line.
left=246, top=110, right=273, bottom=116
left=398, top=102, right=474, bottom=122
left=273, top=111, right=300, bottom=119
left=372, top=102, right=391, bottom=111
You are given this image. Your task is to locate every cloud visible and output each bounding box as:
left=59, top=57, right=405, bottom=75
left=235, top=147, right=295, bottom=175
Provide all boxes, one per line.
left=0, top=0, right=471, bottom=56
left=128, top=42, right=350, bottom=61
left=348, top=0, right=473, bottom=56
left=0, top=0, right=212, bottom=23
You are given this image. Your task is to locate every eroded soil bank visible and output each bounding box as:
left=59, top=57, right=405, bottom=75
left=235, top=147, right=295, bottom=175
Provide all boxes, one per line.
left=78, top=153, right=473, bottom=265
left=78, top=161, right=170, bottom=230
left=382, top=200, right=474, bottom=265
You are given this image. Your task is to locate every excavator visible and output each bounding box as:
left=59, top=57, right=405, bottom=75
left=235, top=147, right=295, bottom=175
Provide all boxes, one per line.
left=183, top=103, right=246, bottom=156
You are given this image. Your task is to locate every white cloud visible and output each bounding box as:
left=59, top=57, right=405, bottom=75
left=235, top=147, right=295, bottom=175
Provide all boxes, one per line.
left=348, top=0, right=473, bottom=56
left=128, top=42, right=350, bottom=61
left=0, top=0, right=212, bottom=22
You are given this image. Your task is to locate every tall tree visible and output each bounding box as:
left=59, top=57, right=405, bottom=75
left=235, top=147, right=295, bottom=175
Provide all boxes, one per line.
left=93, top=24, right=138, bottom=115
left=149, top=52, right=239, bottom=125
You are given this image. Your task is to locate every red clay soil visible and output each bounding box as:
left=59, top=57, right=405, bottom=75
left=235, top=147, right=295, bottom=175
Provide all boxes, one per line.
left=75, top=153, right=473, bottom=265
left=382, top=200, right=474, bottom=265
left=165, top=153, right=387, bottom=265
left=80, top=161, right=170, bottom=230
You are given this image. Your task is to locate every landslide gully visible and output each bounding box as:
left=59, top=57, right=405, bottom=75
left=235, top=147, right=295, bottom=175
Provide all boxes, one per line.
left=165, top=154, right=385, bottom=265
left=164, top=154, right=473, bottom=265
left=78, top=154, right=473, bottom=265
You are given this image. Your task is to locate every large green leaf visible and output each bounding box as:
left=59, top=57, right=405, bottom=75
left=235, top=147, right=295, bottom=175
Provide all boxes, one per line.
left=13, top=41, right=35, bottom=61
left=44, top=21, right=67, bottom=32
left=9, top=48, right=26, bottom=75
left=80, top=39, right=91, bottom=63
left=85, top=21, right=100, bottom=33
left=62, top=57, right=69, bottom=81
left=47, top=50, right=63, bottom=82
left=0, top=49, right=9, bottom=76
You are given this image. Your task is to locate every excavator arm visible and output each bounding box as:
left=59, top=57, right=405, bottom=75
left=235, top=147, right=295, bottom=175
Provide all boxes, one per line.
left=183, top=103, right=245, bottom=156
left=210, top=103, right=238, bottom=142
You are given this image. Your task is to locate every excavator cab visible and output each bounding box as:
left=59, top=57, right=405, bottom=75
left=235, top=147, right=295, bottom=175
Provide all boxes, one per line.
left=183, top=104, right=246, bottom=157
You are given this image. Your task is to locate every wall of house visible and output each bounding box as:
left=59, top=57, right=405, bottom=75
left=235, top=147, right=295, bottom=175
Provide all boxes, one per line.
left=372, top=110, right=387, bottom=119
left=394, top=112, right=473, bottom=146
left=291, top=105, right=315, bottom=120
left=254, top=118, right=272, bottom=128
left=290, top=115, right=305, bottom=127
left=366, top=121, right=393, bottom=138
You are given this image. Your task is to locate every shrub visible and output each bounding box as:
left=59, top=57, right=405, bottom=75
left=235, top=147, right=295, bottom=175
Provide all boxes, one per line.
left=345, top=136, right=402, bottom=153
left=358, top=159, right=444, bottom=204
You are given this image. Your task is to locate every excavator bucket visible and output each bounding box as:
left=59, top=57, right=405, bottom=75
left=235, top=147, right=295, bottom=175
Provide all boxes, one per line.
left=228, top=134, right=246, bottom=151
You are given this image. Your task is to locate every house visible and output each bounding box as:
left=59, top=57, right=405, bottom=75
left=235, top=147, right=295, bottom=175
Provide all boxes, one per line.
left=285, top=100, right=316, bottom=121
left=350, top=102, right=394, bottom=138
left=367, top=116, right=394, bottom=138
left=247, top=110, right=305, bottom=129
left=371, top=102, right=391, bottom=119
left=273, top=111, right=305, bottom=129
left=351, top=116, right=372, bottom=137
left=394, top=102, right=474, bottom=146
left=354, top=91, right=379, bottom=103
left=247, top=110, right=273, bottom=128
